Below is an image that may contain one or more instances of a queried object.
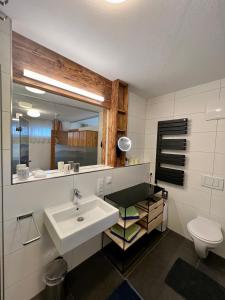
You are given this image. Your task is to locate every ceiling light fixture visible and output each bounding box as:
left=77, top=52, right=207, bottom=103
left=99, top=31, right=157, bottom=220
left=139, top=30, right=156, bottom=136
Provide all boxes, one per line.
left=25, top=86, right=46, bottom=94
left=106, top=0, right=127, bottom=3
left=23, top=69, right=105, bottom=102
left=27, top=109, right=40, bottom=118
left=18, top=101, right=32, bottom=109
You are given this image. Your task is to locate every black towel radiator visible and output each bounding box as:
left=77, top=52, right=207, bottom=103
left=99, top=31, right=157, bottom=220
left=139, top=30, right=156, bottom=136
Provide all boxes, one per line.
left=155, top=118, right=188, bottom=186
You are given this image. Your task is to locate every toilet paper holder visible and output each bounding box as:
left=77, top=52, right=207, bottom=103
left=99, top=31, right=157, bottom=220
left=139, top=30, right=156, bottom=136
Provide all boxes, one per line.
left=17, top=212, right=41, bottom=246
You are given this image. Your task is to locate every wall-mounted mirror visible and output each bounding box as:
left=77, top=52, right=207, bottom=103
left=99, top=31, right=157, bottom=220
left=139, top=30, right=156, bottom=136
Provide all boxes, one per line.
left=12, top=83, right=104, bottom=183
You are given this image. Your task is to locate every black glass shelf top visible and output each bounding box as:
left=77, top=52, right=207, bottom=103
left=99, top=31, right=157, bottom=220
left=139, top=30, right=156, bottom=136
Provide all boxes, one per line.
left=105, top=183, right=163, bottom=208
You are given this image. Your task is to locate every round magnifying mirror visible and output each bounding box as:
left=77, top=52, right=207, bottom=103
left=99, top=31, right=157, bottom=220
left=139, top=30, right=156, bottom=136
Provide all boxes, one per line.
left=117, top=136, right=132, bottom=152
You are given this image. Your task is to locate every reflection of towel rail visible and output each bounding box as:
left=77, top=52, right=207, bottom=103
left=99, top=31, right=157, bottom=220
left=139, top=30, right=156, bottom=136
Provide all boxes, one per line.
left=17, top=212, right=41, bottom=246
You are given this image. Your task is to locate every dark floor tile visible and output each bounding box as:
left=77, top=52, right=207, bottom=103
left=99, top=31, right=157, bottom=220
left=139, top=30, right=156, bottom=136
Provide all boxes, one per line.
left=157, top=284, right=184, bottom=300
left=66, top=252, right=123, bottom=300
left=198, top=252, right=225, bottom=288
left=31, top=292, right=45, bottom=300
left=128, top=230, right=198, bottom=300
left=103, top=229, right=168, bottom=275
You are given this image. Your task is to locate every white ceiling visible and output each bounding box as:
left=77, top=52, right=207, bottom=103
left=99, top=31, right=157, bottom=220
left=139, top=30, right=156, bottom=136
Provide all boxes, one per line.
left=3, top=0, right=225, bottom=98
left=13, top=83, right=100, bottom=122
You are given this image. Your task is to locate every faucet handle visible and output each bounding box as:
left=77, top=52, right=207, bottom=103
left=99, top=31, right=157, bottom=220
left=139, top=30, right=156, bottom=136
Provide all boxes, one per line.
left=74, top=188, right=82, bottom=198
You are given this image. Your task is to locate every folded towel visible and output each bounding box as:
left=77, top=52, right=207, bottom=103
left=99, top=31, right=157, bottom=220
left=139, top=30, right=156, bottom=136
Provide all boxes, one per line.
left=111, top=224, right=141, bottom=243
left=119, top=206, right=139, bottom=220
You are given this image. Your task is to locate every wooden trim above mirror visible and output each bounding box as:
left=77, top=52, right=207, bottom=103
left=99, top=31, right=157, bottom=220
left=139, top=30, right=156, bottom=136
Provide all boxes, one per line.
left=12, top=32, right=129, bottom=168
left=12, top=32, right=112, bottom=109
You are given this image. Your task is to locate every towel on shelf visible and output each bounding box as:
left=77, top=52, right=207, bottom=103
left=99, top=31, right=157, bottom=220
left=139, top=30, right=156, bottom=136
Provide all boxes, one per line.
left=110, top=224, right=141, bottom=243
left=119, top=206, right=139, bottom=220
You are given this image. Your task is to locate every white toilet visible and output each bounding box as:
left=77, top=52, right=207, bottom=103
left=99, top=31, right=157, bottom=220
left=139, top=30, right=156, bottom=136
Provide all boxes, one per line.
left=187, top=216, right=223, bottom=258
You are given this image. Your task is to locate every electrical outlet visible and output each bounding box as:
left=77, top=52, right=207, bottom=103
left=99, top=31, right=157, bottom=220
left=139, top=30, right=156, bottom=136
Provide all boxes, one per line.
left=106, top=176, right=112, bottom=185
left=97, top=178, right=104, bottom=197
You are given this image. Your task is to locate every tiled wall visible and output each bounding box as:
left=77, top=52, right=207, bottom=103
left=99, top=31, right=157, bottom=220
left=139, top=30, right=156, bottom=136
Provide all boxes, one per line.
left=0, top=26, right=150, bottom=299
left=144, top=79, right=225, bottom=258
left=3, top=164, right=149, bottom=300
left=127, top=92, right=147, bottom=163
left=0, top=16, right=12, bottom=300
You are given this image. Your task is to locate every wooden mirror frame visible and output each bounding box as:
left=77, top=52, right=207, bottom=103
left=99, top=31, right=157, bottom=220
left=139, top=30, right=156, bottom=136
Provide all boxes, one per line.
left=12, top=32, right=128, bottom=168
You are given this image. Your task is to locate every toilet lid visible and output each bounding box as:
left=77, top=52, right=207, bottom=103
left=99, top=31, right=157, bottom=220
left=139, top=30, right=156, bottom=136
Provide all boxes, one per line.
left=188, top=217, right=223, bottom=243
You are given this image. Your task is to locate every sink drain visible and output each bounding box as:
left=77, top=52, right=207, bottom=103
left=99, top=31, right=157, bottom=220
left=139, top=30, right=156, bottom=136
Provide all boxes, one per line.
left=77, top=216, right=84, bottom=222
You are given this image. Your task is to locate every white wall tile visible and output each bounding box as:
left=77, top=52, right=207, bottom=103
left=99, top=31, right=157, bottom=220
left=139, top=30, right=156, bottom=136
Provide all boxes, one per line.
left=2, top=149, right=11, bottom=186
left=4, top=210, right=45, bottom=255
left=144, top=149, right=156, bottom=163
left=148, top=93, right=175, bottom=119
left=213, top=153, right=225, bottom=176
left=174, top=90, right=220, bottom=115
left=3, top=176, right=74, bottom=221
left=0, top=31, right=11, bottom=74
left=2, top=72, right=11, bottom=112
left=188, top=132, right=216, bottom=153
left=74, top=170, right=113, bottom=198
left=185, top=170, right=210, bottom=192
left=4, top=233, right=57, bottom=288
left=168, top=198, right=210, bottom=239
left=174, top=113, right=217, bottom=133
left=127, top=92, right=147, bottom=161
left=221, top=78, right=225, bottom=88
left=145, top=116, right=169, bottom=135
left=218, top=119, right=225, bottom=132
left=145, top=78, right=225, bottom=260
left=167, top=186, right=211, bottom=212
left=186, top=150, right=214, bottom=173
left=2, top=111, right=11, bottom=150
left=215, top=132, right=225, bottom=154
left=175, top=81, right=220, bottom=99
left=144, top=134, right=157, bottom=150
left=5, top=268, right=45, bottom=300
left=67, top=235, right=102, bottom=271
left=111, top=164, right=149, bottom=192
left=211, top=194, right=225, bottom=219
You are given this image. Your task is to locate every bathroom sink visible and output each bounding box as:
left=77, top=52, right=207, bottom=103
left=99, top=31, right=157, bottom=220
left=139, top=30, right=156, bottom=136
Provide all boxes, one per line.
left=44, top=195, right=119, bottom=254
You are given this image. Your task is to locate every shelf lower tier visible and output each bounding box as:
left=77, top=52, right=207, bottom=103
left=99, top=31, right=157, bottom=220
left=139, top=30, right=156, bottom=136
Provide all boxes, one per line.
left=117, top=208, right=148, bottom=229
left=104, top=227, right=147, bottom=251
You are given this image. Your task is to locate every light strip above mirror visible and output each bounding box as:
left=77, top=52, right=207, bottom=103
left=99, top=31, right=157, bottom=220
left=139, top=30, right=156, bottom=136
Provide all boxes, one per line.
left=23, top=69, right=105, bottom=102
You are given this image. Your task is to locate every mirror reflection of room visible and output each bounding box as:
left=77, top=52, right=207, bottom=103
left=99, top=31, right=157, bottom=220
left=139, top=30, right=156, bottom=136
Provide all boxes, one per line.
left=12, top=83, right=103, bottom=178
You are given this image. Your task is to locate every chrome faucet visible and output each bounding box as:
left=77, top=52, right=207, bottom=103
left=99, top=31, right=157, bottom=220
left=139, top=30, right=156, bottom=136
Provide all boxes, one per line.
left=73, top=188, right=82, bottom=211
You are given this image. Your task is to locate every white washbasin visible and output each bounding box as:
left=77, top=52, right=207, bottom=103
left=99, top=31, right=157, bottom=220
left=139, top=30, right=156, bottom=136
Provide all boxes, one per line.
left=44, top=195, right=119, bottom=254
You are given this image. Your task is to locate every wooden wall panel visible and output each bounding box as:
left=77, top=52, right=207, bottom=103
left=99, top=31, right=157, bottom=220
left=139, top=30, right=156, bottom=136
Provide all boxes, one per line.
left=12, top=32, right=112, bottom=109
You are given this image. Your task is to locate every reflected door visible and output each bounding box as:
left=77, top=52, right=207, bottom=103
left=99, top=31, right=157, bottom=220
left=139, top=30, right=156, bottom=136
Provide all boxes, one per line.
left=19, top=116, right=30, bottom=166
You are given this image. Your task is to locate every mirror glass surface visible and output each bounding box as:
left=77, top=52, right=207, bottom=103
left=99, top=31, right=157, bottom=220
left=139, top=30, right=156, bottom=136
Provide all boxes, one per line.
left=12, top=83, right=104, bottom=180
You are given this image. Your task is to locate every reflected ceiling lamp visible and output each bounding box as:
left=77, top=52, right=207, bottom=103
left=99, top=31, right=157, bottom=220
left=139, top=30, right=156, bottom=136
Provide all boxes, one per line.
left=25, top=86, right=46, bottom=94
left=27, top=109, right=40, bottom=118
left=18, top=101, right=32, bottom=109
left=23, top=69, right=105, bottom=102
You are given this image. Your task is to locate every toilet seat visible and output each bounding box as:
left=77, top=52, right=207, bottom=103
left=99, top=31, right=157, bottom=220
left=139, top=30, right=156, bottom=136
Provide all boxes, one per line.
left=187, top=217, right=223, bottom=244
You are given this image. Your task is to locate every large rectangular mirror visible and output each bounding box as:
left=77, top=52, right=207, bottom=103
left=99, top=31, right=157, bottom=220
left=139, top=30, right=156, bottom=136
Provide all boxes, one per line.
left=12, top=83, right=105, bottom=182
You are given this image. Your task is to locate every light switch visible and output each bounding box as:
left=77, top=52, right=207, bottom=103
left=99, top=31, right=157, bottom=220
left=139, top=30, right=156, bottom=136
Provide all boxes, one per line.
left=213, top=178, right=219, bottom=188
left=97, top=178, right=104, bottom=197
left=202, top=175, right=213, bottom=188
left=213, top=177, right=224, bottom=191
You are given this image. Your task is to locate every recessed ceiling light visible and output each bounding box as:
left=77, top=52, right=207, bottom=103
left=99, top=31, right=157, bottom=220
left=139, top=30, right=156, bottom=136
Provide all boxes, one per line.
left=25, top=86, right=46, bottom=94
left=27, top=109, right=40, bottom=118
left=18, top=101, right=32, bottom=109
left=106, top=0, right=127, bottom=3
